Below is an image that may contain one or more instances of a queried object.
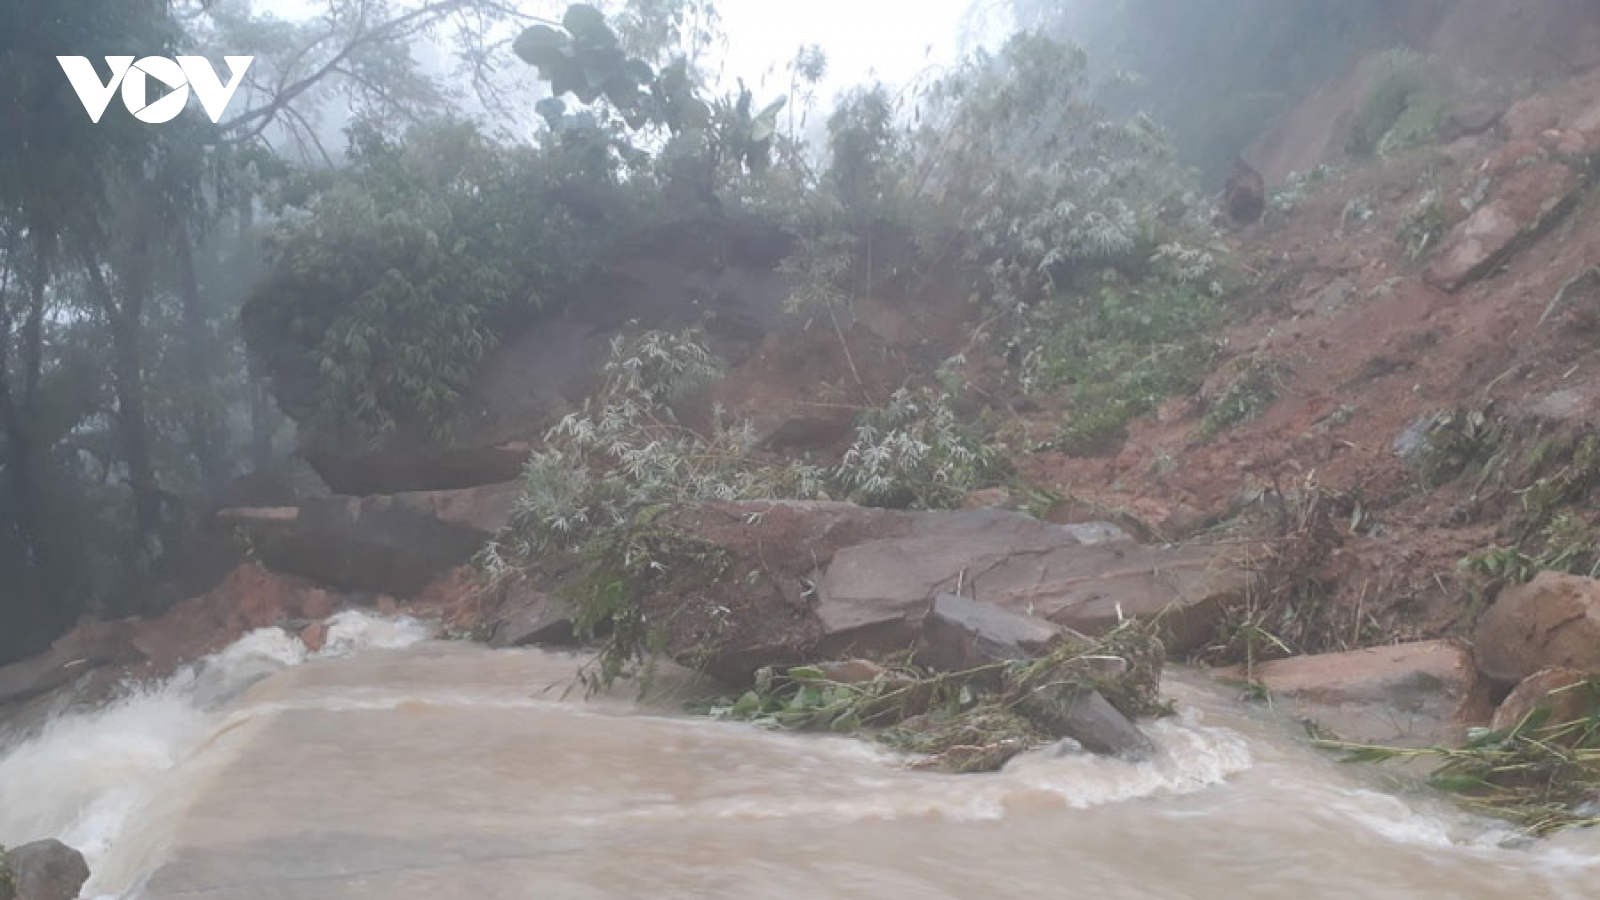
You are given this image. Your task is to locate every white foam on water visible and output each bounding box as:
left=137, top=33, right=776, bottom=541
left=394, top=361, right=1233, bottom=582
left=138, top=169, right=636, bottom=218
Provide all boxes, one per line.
left=602, top=712, right=1256, bottom=827
left=315, top=610, right=435, bottom=657
left=0, top=611, right=434, bottom=897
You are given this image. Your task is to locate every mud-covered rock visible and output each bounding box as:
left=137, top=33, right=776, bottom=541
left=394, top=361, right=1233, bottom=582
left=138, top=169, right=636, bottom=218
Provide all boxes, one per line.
left=1424, top=159, right=1582, bottom=292
left=1475, top=571, right=1600, bottom=683
left=3, top=840, right=89, bottom=900
left=128, top=564, right=339, bottom=672
left=1217, top=641, right=1484, bottom=747
left=218, top=482, right=520, bottom=596
left=485, top=583, right=576, bottom=648
left=1490, top=667, right=1595, bottom=733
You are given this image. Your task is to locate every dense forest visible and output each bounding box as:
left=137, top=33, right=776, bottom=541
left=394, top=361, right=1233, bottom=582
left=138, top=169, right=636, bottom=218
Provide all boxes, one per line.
left=0, top=0, right=1411, bottom=665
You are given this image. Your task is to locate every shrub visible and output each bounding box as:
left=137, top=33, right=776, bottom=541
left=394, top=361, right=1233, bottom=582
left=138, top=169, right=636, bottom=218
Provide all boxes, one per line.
left=487, top=329, right=827, bottom=565
left=1347, top=49, right=1445, bottom=157
left=243, top=119, right=622, bottom=443
left=1019, top=277, right=1220, bottom=454
left=836, top=384, right=1004, bottom=509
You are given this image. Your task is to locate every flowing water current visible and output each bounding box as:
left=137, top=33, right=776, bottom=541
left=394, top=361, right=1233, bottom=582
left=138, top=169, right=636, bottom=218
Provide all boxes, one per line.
left=2, top=616, right=1598, bottom=899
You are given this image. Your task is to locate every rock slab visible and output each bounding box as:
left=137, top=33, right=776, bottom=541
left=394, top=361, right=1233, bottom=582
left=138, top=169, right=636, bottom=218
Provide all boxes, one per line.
left=918, top=593, right=1064, bottom=676
left=629, top=502, right=1248, bottom=683
left=1217, top=641, right=1483, bottom=747
left=1424, top=159, right=1582, bottom=293
left=218, top=482, right=520, bottom=596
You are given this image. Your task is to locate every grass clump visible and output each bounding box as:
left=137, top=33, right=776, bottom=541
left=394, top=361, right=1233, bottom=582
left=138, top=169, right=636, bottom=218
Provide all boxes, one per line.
left=1199, top=357, right=1283, bottom=440
left=1022, top=277, right=1221, bottom=455
left=1322, top=678, right=1600, bottom=837
left=699, top=620, right=1170, bottom=773
left=1397, top=189, right=1450, bottom=261
left=1348, top=48, right=1448, bottom=157
left=1414, top=405, right=1510, bottom=489
left=1269, top=164, right=1342, bottom=216
left=1462, top=513, right=1600, bottom=587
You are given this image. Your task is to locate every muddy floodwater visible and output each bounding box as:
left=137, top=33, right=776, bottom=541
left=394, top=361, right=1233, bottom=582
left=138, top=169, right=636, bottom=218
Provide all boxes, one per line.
left=2, top=623, right=1598, bottom=900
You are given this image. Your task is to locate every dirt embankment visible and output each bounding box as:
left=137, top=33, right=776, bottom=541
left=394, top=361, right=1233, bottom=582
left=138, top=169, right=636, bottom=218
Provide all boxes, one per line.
left=1021, top=61, right=1600, bottom=661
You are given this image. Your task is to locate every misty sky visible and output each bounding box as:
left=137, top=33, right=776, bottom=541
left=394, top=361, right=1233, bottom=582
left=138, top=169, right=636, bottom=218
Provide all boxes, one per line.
left=266, top=0, right=977, bottom=110
left=716, top=0, right=971, bottom=98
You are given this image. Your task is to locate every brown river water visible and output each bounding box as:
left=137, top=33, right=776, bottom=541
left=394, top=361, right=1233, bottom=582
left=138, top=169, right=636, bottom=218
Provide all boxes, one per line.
left=2, top=615, right=1598, bottom=899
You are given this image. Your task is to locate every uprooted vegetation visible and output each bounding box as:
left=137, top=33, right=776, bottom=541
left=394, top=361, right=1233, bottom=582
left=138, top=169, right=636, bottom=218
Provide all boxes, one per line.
left=698, top=620, right=1170, bottom=773
left=1406, top=408, right=1600, bottom=599
left=477, top=329, right=1005, bottom=688
left=1325, top=677, right=1600, bottom=836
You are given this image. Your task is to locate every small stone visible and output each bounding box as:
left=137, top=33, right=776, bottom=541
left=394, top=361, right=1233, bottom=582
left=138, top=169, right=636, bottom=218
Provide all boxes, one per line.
left=300, top=623, right=330, bottom=654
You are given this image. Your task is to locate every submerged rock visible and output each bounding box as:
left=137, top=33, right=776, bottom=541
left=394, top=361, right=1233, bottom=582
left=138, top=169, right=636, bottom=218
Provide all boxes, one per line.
left=919, top=594, right=1160, bottom=760
left=1217, top=641, right=1484, bottom=747
left=3, top=840, right=89, bottom=900
left=1019, top=687, right=1157, bottom=760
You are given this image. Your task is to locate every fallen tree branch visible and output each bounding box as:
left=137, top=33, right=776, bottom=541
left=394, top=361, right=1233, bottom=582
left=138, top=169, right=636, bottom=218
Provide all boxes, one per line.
left=1538, top=265, right=1600, bottom=326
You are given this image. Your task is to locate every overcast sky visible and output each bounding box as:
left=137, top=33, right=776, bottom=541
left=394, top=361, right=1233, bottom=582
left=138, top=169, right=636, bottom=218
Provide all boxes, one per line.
left=714, top=0, right=972, bottom=98
left=267, top=0, right=981, bottom=107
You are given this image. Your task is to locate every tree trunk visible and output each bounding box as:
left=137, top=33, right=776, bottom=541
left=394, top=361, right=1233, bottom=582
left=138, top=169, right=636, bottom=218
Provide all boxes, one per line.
left=248, top=357, right=277, bottom=472
left=174, top=229, right=228, bottom=488
left=0, top=255, right=75, bottom=653
left=83, top=259, right=162, bottom=561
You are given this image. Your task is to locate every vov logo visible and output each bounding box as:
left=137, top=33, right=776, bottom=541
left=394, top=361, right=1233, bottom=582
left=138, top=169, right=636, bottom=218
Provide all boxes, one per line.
left=57, top=56, right=254, bottom=124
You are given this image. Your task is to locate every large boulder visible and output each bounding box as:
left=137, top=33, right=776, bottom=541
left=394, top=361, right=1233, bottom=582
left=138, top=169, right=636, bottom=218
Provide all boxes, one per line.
left=1474, top=571, right=1600, bottom=684
left=3, top=840, right=89, bottom=900
left=601, top=502, right=1247, bottom=683
left=1215, top=641, right=1485, bottom=747
left=217, top=482, right=520, bottom=597
left=813, top=509, right=1241, bottom=657
left=298, top=217, right=797, bottom=495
